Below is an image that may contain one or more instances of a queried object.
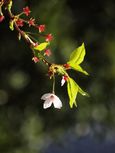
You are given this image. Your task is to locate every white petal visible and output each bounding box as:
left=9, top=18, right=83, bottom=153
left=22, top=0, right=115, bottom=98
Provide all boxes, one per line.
left=43, top=99, right=53, bottom=109
left=41, top=93, right=52, bottom=100
left=61, top=77, right=65, bottom=86
left=53, top=96, right=62, bottom=109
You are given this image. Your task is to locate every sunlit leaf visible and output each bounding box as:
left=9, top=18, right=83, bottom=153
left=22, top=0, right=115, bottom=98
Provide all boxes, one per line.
left=67, top=77, right=89, bottom=108
left=18, top=33, right=21, bottom=40
left=34, top=42, right=49, bottom=51
left=69, top=63, right=89, bottom=75
left=8, top=0, right=13, bottom=11
left=9, top=20, right=14, bottom=31
left=78, top=85, right=89, bottom=97
left=68, top=43, right=86, bottom=65
left=67, top=77, right=78, bottom=108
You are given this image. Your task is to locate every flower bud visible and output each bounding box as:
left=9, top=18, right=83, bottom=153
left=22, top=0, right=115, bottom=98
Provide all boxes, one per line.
left=38, top=24, right=45, bottom=33
left=44, top=49, right=51, bottom=56
left=46, top=34, right=53, bottom=42
left=32, top=57, right=39, bottom=63
left=23, top=6, right=31, bottom=16
left=0, top=15, right=5, bottom=22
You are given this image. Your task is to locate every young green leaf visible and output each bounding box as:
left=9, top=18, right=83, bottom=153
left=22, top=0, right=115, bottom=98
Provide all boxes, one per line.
left=67, top=77, right=89, bottom=108
left=78, top=85, right=89, bottom=97
left=69, top=63, right=89, bottom=75
left=9, top=20, right=14, bottom=31
left=8, top=0, right=13, bottom=11
left=68, top=43, right=86, bottom=65
left=34, top=42, right=49, bottom=51
left=67, top=77, right=79, bottom=108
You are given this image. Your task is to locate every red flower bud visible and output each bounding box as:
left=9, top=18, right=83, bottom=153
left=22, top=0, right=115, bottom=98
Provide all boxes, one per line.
left=63, top=64, right=70, bottom=69
left=0, top=15, right=5, bottom=23
left=45, top=34, right=53, bottom=42
left=63, top=75, right=68, bottom=81
left=23, top=6, right=31, bottom=16
left=38, top=24, right=45, bottom=33
left=32, top=57, right=39, bottom=63
left=28, top=18, right=35, bottom=27
left=16, top=19, right=24, bottom=27
left=44, top=49, right=51, bottom=56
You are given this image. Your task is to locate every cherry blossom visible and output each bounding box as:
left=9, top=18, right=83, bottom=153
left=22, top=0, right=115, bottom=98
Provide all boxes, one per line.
left=41, top=93, right=62, bottom=109
left=45, top=34, right=53, bottom=42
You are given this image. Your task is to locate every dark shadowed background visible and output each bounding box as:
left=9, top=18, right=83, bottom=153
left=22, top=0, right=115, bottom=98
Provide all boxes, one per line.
left=0, top=0, right=115, bottom=153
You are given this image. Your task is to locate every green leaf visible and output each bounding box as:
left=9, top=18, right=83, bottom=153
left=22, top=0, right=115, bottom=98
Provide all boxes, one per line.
left=67, top=77, right=89, bottom=108
left=67, top=77, right=79, bottom=108
left=78, top=85, right=89, bottom=97
left=69, top=63, right=89, bottom=75
left=34, top=42, right=49, bottom=51
left=68, top=43, right=86, bottom=65
left=9, top=20, right=14, bottom=31
left=8, top=0, right=13, bottom=11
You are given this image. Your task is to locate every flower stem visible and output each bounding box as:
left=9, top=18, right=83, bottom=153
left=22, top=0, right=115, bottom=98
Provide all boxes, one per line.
left=6, top=5, right=51, bottom=67
left=52, top=75, right=55, bottom=94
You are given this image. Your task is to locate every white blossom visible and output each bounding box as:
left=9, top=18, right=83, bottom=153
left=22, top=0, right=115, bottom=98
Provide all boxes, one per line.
left=41, top=93, right=62, bottom=109
left=61, top=76, right=66, bottom=86
left=61, top=75, right=68, bottom=86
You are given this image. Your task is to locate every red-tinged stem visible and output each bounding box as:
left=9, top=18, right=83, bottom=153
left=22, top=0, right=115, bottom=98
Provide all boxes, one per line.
left=6, top=6, right=51, bottom=67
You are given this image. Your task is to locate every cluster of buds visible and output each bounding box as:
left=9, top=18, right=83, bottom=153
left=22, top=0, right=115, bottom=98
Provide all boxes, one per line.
left=14, top=6, right=53, bottom=41
left=7, top=4, right=53, bottom=63
left=0, top=0, right=89, bottom=109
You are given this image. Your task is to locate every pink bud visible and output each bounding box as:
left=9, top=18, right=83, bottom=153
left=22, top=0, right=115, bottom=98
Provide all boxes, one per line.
left=28, top=18, right=35, bottom=27
left=0, top=15, right=5, bottom=23
left=16, top=19, right=24, bottom=27
left=44, top=49, right=51, bottom=56
left=32, top=57, right=39, bottom=63
left=23, top=6, right=31, bottom=16
left=45, top=34, right=53, bottom=42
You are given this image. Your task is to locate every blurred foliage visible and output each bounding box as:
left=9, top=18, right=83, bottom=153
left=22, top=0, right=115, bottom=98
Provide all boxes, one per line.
left=0, top=0, right=115, bottom=153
